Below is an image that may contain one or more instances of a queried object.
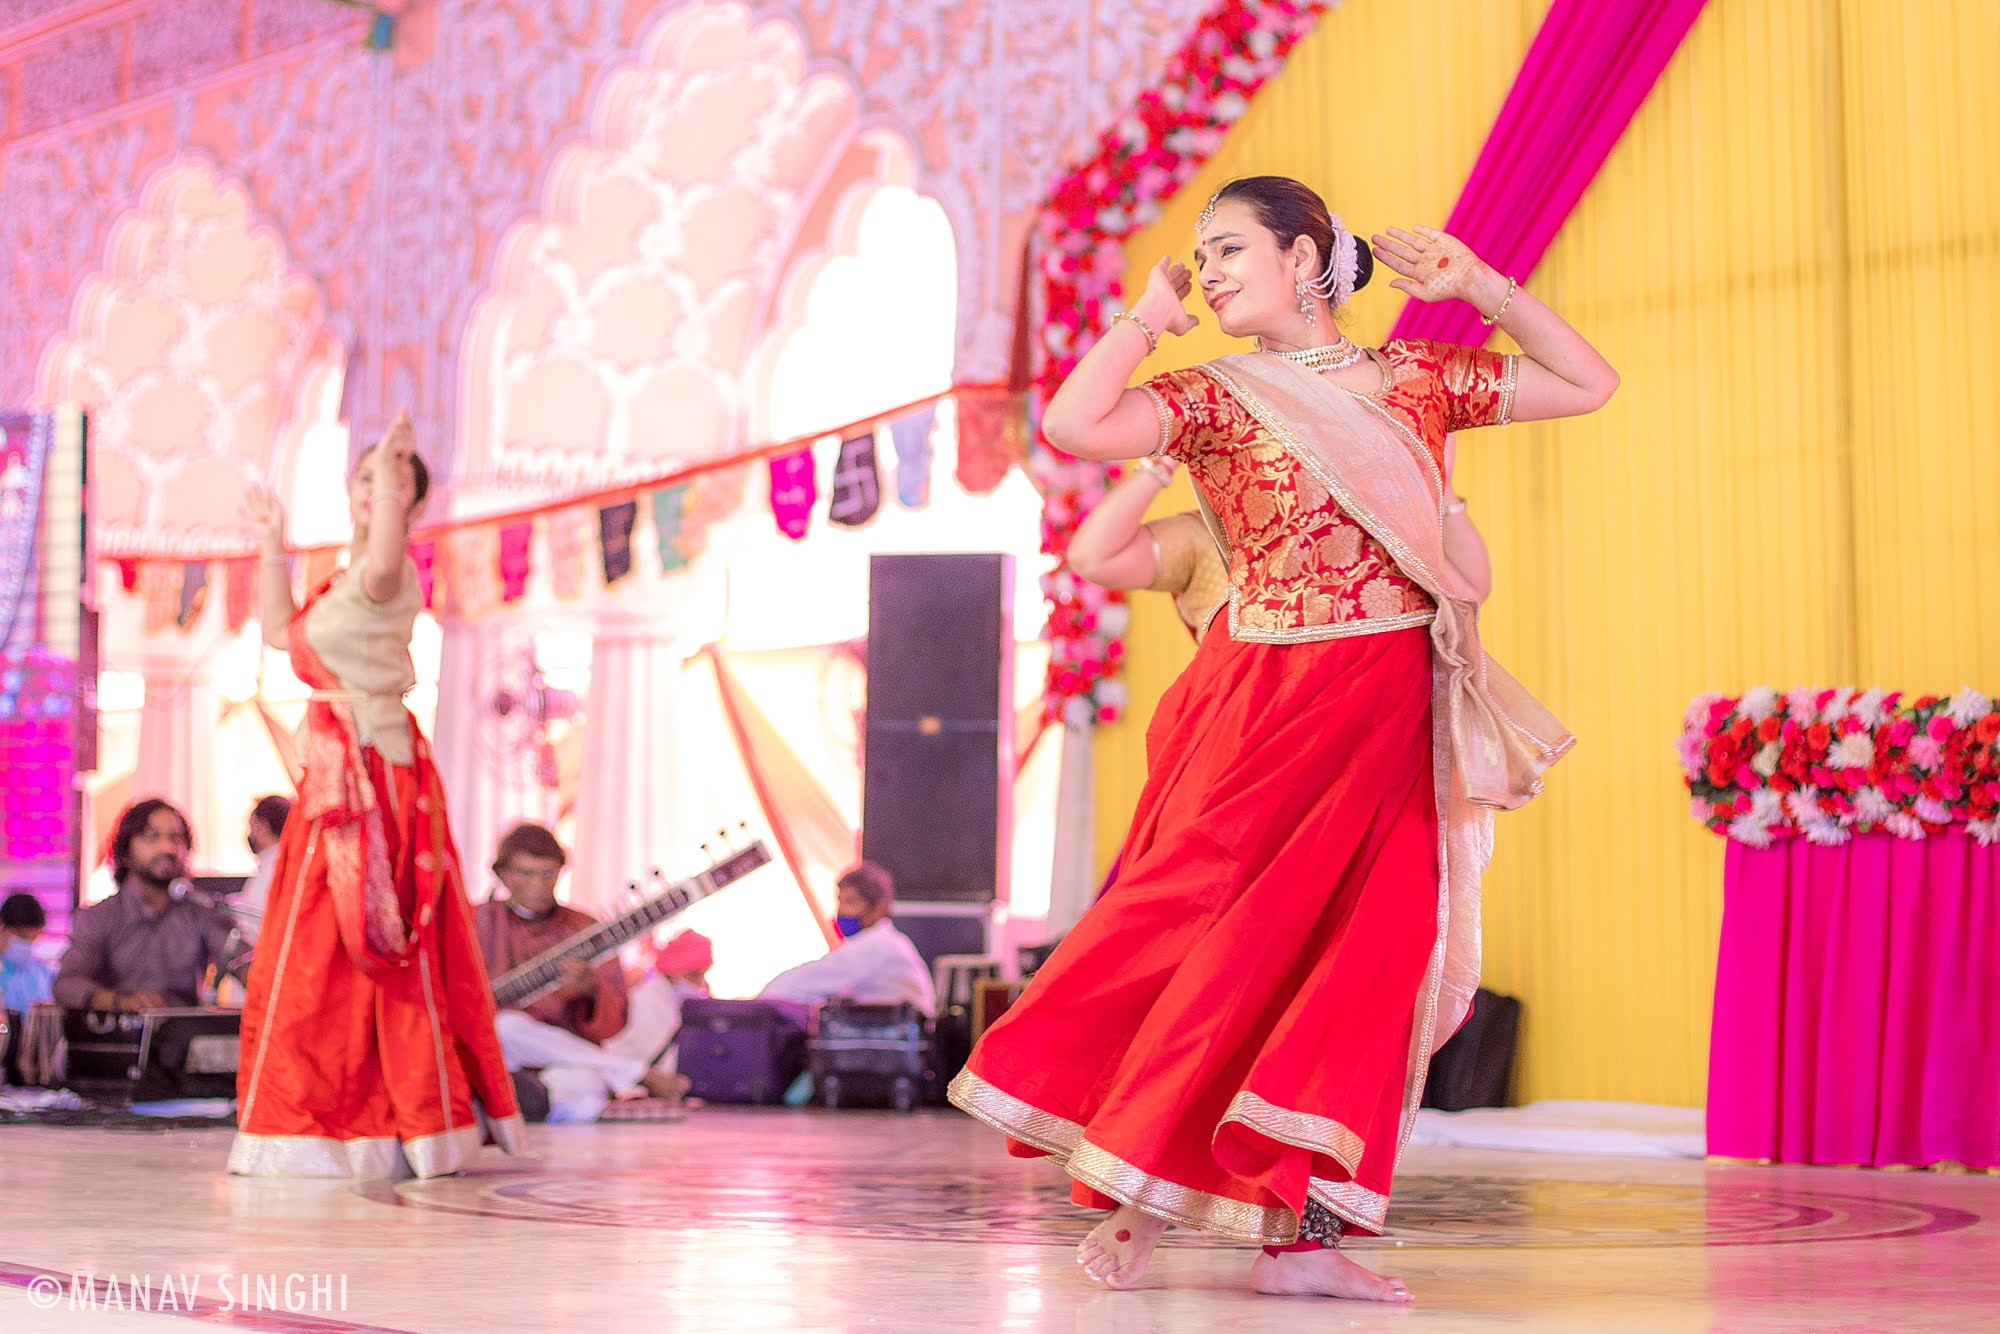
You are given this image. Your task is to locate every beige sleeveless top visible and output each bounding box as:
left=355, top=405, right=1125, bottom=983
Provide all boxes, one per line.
left=302, top=557, right=422, bottom=765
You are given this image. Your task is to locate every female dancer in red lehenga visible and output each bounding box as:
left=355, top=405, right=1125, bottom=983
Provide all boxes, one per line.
left=229, top=413, right=524, bottom=1178
left=948, top=177, right=1618, bottom=1302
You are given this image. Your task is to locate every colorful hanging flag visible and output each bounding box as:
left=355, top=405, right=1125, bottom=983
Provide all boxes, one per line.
left=547, top=506, right=592, bottom=600
left=444, top=526, right=501, bottom=618
left=890, top=404, right=936, bottom=508
left=768, top=446, right=818, bottom=541
left=139, top=561, right=179, bottom=634
left=599, top=500, right=638, bottom=584
left=223, top=558, right=257, bottom=633
left=176, top=562, right=209, bottom=631
left=828, top=429, right=881, bottom=528
left=410, top=539, right=439, bottom=610
left=954, top=389, right=1018, bottom=495
left=651, top=484, right=690, bottom=573
left=498, top=521, right=534, bottom=603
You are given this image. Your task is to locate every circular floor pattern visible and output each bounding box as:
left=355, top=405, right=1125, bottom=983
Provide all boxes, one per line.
left=364, top=1165, right=1982, bottom=1250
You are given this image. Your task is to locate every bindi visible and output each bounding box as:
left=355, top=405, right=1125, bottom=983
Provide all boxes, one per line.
left=1437, top=258, right=1450, bottom=269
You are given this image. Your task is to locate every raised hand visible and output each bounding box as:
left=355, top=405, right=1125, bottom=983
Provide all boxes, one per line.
left=1133, top=256, right=1200, bottom=338
left=1368, top=226, right=1500, bottom=307
left=373, top=409, right=417, bottom=509
left=240, top=486, right=288, bottom=551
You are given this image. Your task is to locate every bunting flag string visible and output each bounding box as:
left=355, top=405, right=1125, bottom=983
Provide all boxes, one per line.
left=110, top=386, right=1016, bottom=635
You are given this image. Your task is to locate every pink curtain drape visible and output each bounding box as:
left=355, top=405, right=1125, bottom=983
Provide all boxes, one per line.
left=1387, top=0, right=1709, bottom=349
left=1707, top=833, right=2000, bottom=1170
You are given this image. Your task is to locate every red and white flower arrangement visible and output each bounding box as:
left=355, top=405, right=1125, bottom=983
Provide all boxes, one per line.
left=1681, top=686, right=2000, bottom=846
left=1031, top=0, right=1339, bottom=723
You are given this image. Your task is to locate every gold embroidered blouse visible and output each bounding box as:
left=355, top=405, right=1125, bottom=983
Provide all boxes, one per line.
left=1139, top=339, right=1516, bottom=644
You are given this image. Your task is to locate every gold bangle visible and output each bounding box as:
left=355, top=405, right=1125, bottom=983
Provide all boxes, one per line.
left=1110, top=310, right=1159, bottom=354
left=1132, top=455, right=1175, bottom=486
left=1443, top=498, right=1468, bottom=516
left=1479, top=277, right=1517, bottom=328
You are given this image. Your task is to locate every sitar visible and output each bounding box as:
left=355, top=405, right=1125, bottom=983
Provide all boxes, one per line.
left=490, top=840, right=772, bottom=1009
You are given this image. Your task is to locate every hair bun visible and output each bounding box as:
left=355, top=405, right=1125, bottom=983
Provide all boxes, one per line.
left=1352, top=239, right=1374, bottom=294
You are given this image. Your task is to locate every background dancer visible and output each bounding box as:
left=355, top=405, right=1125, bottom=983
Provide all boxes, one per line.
left=949, top=176, right=1616, bottom=1303
left=230, top=413, right=524, bottom=1178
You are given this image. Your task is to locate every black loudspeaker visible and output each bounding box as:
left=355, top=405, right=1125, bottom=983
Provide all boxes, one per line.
left=863, top=554, right=1014, bottom=904
left=1421, top=988, right=1522, bottom=1111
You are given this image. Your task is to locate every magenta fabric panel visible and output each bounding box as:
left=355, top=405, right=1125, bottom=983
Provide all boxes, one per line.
left=1707, top=832, right=2000, bottom=1169
left=1386, top=0, right=1710, bottom=349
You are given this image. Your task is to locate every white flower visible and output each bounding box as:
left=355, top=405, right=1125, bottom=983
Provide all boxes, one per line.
left=1752, top=742, right=1782, bottom=777
left=1885, top=813, right=1926, bottom=840
left=1785, top=788, right=1824, bottom=824
left=1728, top=811, right=1774, bottom=847
left=1061, top=696, right=1095, bottom=728
left=1750, top=787, right=1785, bottom=824
left=1828, top=733, right=1875, bottom=770
left=1787, top=689, right=1820, bottom=724
left=1852, top=687, right=1891, bottom=726
left=1914, top=796, right=1951, bottom=825
left=1946, top=687, right=1993, bottom=728
left=1824, top=687, right=1856, bottom=721
left=1739, top=686, right=1779, bottom=721
left=1685, top=692, right=1725, bottom=731
left=1802, top=819, right=1850, bottom=847
left=1690, top=798, right=1714, bottom=822
left=1853, top=786, right=1893, bottom=824
left=1096, top=603, right=1130, bottom=638
left=1092, top=679, right=1128, bottom=712
left=1969, top=819, right=2000, bottom=847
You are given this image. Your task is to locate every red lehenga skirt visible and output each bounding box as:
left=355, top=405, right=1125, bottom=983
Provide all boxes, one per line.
left=229, top=744, right=524, bottom=1179
left=949, top=624, right=1439, bottom=1242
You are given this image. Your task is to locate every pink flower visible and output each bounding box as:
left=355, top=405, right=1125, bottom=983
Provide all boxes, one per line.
left=1929, top=714, right=1955, bottom=741
left=1909, top=735, right=1943, bottom=770
left=1734, top=764, right=1760, bottom=790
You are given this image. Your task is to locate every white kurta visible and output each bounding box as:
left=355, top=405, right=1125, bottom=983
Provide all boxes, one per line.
left=759, top=921, right=937, bottom=1017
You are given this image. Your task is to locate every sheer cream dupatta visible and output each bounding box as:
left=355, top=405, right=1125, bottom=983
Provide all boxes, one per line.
left=1193, top=351, right=1575, bottom=1142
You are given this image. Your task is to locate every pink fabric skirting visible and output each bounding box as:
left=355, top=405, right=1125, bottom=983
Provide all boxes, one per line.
left=1707, top=831, right=2000, bottom=1169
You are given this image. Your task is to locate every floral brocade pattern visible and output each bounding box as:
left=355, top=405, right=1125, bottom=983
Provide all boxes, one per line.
left=1143, top=341, right=1514, bottom=642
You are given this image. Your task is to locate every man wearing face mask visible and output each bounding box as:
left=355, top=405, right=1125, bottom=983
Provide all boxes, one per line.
left=231, top=795, right=292, bottom=948
left=53, top=798, right=248, bottom=1011
left=758, top=862, right=936, bottom=1017
left=472, top=822, right=688, bottom=1121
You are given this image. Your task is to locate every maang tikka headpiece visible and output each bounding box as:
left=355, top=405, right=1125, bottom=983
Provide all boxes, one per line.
left=1196, top=192, right=1221, bottom=233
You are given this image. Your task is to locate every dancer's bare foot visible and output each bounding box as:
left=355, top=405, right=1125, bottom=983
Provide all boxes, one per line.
left=1250, top=1247, right=1413, bottom=1304
left=1077, top=1205, right=1168, bottom=1289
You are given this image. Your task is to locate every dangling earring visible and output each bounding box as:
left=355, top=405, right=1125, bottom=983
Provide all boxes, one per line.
left=1296, top=278, right=1316, bottom=327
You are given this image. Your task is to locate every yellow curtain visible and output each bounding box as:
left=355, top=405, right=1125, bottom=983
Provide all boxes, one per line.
left=1099, top=0, right=2000, bottom=1106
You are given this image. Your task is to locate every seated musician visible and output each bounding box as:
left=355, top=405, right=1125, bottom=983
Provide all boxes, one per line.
left=52, top=799, right=249, bottom=1012
left=473, top=822, right=686, bottom=1122
left=759, top=862, right=936, bottom=1017
left=3, top=892, right=57, bottom=1011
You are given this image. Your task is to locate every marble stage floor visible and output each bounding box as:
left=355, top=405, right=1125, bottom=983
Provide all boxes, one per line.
left=1, top=1108, right=1994, bottom=1333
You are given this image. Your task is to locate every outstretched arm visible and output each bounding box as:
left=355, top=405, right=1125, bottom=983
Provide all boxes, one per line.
left=1371, top=226, right=1619, bottom=422
left=241, top=488, right=297, bottom=651
left=1069, top=458, right=1180, bottom=589
left=1041, top=259, right=1202, bottom=461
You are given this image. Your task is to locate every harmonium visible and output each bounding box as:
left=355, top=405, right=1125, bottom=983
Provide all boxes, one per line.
left=18, top=1004, right=243, bottom=1101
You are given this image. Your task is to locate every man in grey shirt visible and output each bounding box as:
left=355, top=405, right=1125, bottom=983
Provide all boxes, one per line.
left=53, top=799, right=248, bottom=1012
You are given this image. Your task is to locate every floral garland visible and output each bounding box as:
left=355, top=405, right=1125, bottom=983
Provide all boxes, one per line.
left=1031, top=0, right=1339, bottom=724
left=1681, top=687, right=2000, bottom=846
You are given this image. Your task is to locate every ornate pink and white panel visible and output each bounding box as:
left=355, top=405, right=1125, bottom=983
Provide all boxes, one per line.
left=1, top=0, right=1212, bottom=511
